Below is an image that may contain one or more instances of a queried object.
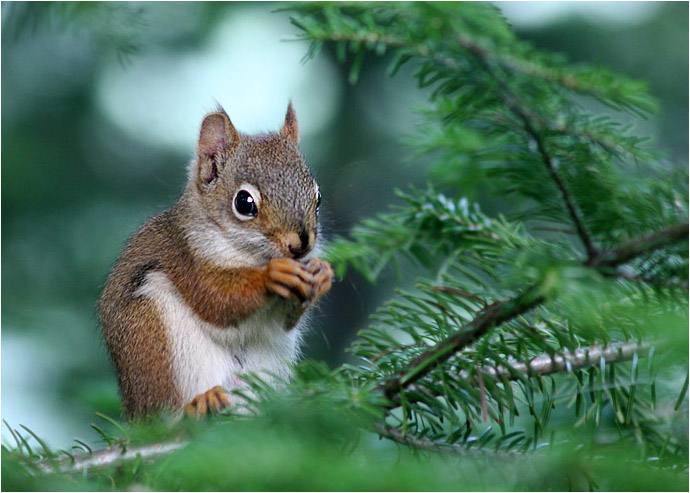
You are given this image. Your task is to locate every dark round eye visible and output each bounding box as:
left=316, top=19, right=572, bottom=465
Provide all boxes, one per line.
left=316, top=191, right=322, bottom=212
left=234, top=190, right=258, bottom=218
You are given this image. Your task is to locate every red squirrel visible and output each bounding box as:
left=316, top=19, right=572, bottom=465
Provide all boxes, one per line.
left=99, top=103, right=333, bottom=418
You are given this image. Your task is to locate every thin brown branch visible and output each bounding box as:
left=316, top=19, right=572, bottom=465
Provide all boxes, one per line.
left=373, top=423, right=522, bottom=458
left=476, top=58, right=599, bottom=260
left=531, top=126, right=599, bottom=261
left=428, top=285, right=488, bottom=307
left=586, top=223, right=689, bottom=268
left=450, top=34, right=608, bottom=261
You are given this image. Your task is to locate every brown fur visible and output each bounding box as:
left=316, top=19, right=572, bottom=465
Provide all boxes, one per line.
left=161, top=211, right=272, bottom=327
left=100, top=213, right=184, bottom=417
left=99, top=103, right=333, bottom=418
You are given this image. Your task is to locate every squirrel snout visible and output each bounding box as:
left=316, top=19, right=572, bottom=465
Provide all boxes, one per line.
left=283, top=229, right=314, bottom=259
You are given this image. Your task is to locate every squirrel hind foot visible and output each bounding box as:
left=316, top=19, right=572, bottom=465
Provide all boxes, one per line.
left=184, top=386, right=232, bottom=418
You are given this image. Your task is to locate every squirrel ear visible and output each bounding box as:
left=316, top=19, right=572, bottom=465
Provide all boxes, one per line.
left=197, top=110, right=239, bottom=185
left=280, top=101, right=299, bottom=144
left=198, top=111, right=239, bottom=158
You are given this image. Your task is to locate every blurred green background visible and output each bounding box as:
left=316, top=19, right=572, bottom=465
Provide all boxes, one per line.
left=2, top=1, right=687, bottom=449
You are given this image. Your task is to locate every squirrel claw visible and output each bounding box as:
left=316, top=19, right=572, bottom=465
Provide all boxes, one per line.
left=267, top=257, right=333, bottom=305
left=267, top=258, right=314, bottom=303
left=304, top=258, right=333, bottom=301
left=184, top=386, right=232, bottom=417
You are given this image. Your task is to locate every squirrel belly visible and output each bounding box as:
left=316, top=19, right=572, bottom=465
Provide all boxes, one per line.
left=134, top=269, right=304, bottom=406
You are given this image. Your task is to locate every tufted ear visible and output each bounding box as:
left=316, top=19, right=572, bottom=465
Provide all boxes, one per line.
left=280, top=101, right=300, bottom=144
left=197, top=110, right=239, bottom=185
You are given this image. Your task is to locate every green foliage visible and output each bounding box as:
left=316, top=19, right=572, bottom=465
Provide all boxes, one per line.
left=292, top=3, right=686, bottom=251
left=4, top=2, right=688, bottom=491
left=290, top=0, right=689, bottom=484
left=2, top=2, right=146, bottom=60
left=4, top=378, right=687, bottom=491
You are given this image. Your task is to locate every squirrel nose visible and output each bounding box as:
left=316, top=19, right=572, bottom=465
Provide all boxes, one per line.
left=285, top=229, right=312, bottom=259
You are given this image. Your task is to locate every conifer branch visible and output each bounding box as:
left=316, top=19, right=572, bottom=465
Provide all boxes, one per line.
left=379, top=223, right=687, bottom=404
left=519, top=111, right=599, bottom=260
left=300, top=17, right=600, bottom=260
left=374, top=423, right=523, bottom=458
left=36, top=441, right=188, bottom=474
left=616, top=274, right=689, bottom=290
left=378, top=286, right=545, bottom=402
left=26, top=341, right=656, bottom=475
left=467, top=52, right=600, bottom=260
left=401, top=340, right=652, bottom=404
left=297, top=25, right=610, bottom=98
left=586, top=223, right=689, bottom=268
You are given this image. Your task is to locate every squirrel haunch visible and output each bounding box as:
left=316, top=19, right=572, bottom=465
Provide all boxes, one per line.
left=99, top=103, right=333, bottom=418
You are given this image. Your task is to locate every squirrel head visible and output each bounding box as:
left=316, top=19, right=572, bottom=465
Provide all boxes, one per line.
left=184, top=103, right=321, bottom=266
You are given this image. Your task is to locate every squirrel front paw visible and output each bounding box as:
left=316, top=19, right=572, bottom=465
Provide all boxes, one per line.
left=304, top=258, right=333, bottom=301
left=267, top=257, right=333, bottom=305
left=184, top=386, right=232, bottom=417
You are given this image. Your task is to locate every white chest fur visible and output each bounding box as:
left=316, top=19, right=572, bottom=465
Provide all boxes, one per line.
left=135, top=271, right=304, bottom=403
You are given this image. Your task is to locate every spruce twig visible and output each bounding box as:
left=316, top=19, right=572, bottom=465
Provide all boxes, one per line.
left=36, top=441, right=188, bottom=474
left=379, top=224, right=687, bottom=404
left=374, top=422, right=524, bottom=458
left=586, top=223, right=689, bottom=268
left=470, top=53, right=599, bottom=260
left=379, top=286, right=545, bottom=402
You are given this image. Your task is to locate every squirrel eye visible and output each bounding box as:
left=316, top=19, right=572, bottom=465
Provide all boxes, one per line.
left=233, top=190, right=258, bottom=220
left=316, top=191, right=322, bottom=212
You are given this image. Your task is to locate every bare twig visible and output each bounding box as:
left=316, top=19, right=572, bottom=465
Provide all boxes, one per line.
left=475, top=364, right=489, bottom=422
left=475, top=340, right=651, bottom=379
left=401, top=341, right=651, bottom=408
